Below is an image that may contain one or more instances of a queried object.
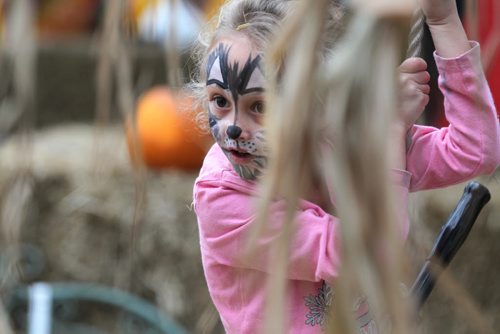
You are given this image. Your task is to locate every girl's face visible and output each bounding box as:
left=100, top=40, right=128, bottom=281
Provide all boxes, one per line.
left=205, top=33, right=267, bottom=180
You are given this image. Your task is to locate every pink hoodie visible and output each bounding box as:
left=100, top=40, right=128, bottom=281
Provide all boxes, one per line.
left=193, top=42, right=499, bottom=333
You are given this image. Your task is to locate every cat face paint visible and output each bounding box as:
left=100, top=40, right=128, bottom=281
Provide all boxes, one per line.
left=205, top=37, right=267, bottom=180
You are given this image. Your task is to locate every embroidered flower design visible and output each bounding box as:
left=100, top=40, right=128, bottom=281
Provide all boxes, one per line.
left=304, top=281, right=334, bottom=328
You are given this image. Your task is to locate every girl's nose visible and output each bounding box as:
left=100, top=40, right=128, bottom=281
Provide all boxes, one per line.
left=226, top=125, right=242, bottom=139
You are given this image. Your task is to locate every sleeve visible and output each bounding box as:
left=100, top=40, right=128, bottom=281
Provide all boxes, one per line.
left=194, top=170, right=411, bottom=285
left=406, top=42, right=500, bottom=192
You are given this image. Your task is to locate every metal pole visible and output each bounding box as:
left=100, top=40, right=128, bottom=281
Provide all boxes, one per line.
left=28, top=283, right=53, bottom=334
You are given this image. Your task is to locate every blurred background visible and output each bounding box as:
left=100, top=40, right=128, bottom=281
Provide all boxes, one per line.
left=0, top=0, right=498, bottom=333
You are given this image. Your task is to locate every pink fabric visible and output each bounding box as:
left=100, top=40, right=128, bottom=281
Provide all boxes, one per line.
left=407, top=42, right=500, bottom=190
left=193, top=42, right=499, bottom=333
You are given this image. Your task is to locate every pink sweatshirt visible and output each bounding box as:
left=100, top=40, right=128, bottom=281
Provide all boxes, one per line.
left=193, top=43, right=500, bottom=333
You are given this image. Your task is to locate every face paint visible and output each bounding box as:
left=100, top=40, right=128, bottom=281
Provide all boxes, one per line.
left=206, top=44, right=264, bottom=96
left=206, top=41, right=267, bottom=180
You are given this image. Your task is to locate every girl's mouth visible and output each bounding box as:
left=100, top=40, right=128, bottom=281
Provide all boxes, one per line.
left=230, top=149, right=251, bottom=158
left=225, top=148, right=253, bottom=164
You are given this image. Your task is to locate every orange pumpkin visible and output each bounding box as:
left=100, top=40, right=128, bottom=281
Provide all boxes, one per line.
left=126, top=87, right=211, bottom=170
left=37, top=0, right=100, bottom=39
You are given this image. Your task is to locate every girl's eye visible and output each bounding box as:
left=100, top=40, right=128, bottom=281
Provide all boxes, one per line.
left=252, top=101, right=265, bottom=114
left=214, top=96, right=229, bottom=108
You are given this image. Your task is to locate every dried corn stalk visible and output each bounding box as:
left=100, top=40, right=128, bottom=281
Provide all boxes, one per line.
left=254, top=0, right=416, bottom=333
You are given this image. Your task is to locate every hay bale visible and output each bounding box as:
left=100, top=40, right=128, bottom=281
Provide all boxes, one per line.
left=0, top=124, right=219, bottom=332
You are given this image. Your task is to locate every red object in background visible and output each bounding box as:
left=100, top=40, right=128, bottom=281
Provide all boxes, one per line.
left=434, top=0, right=500, bottom=127
left=476, top=0, right=500, bottom=113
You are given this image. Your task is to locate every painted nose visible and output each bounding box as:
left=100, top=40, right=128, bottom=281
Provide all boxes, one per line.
left=226, top=125, right=242, bottom=139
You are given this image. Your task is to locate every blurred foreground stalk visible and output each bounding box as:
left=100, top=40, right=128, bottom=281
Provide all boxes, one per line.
left=0, top=1, right=37, bottom=332
left=0, top=0, right=36, bottom=284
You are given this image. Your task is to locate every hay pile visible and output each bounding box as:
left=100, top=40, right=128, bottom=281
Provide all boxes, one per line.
left=0, top=124, right=219, bottom=333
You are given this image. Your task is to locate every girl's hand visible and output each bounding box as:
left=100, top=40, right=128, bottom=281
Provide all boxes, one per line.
left=417, top=0, right=470, bottom=57
left=390, top=57, right=430, bottom=170
left=398, top=57, right=430, bottom=132
left=417, top=0, right=457, bottom=26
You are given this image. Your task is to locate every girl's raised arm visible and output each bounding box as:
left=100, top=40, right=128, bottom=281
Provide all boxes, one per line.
left=418, top=0, right=470, bottom=57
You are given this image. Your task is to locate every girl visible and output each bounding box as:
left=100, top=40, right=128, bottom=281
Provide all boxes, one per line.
left=192, top=0, right=500, bottom=332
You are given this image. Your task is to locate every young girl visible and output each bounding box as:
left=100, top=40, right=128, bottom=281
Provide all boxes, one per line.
left=192, top=0, right=500, bottom=332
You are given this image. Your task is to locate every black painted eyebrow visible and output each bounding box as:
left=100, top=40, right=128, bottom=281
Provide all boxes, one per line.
left=242, top=87, right=265, bottom=94
left=206, top=79, right=227, bottom=89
